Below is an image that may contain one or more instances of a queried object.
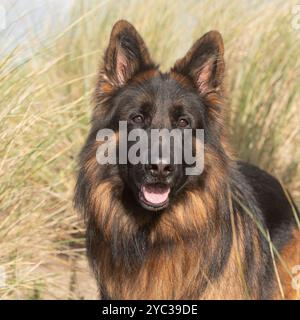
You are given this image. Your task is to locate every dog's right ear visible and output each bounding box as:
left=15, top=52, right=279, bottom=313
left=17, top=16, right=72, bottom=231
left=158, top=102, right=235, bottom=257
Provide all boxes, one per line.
left=172, top=31, right=224, bottom=96
left=100, top=20, right=155, bottom=90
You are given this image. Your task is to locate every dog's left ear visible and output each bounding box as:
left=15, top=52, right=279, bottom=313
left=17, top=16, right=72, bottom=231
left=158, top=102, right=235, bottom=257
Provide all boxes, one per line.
left=172, top=31, right=224, bottom=95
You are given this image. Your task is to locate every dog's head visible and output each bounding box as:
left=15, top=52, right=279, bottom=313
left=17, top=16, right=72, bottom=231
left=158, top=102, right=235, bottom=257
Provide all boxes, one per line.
left=85, top=20, right=228, bottom=213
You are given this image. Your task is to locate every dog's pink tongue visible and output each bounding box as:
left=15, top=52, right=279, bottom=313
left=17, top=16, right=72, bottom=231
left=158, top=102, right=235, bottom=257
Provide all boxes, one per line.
left=142, top=185, right=170, bottom=205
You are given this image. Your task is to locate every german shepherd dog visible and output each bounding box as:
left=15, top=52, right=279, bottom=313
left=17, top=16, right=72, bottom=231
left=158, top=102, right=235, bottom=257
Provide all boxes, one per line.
left=74, top=20, right=300, bottom=299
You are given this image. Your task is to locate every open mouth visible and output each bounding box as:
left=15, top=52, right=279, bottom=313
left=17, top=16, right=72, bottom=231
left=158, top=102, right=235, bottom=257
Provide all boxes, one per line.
left=139, top=183, right=171, bottom=211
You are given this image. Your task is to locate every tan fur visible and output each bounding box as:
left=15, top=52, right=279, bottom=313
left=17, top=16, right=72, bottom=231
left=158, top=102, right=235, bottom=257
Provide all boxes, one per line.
left=90, top=168, right=265, bottom=299
left=94, top=201, right=262, bottom=300
left=131, top=69, right=159, bottom=85
left=169, top=71, right=195, bottom=88
left=275, top=229, right=300, bottom=299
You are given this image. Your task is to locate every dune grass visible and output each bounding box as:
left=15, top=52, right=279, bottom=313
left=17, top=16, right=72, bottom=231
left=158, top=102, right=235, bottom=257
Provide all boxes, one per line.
left=0, top=0, right=299, bottom=299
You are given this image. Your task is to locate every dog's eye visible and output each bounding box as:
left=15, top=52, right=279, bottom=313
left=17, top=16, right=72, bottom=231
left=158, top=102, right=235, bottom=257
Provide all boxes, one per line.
left=131, top=114, right=144, bottom=124
left=177, top=118, right=189, bottom=128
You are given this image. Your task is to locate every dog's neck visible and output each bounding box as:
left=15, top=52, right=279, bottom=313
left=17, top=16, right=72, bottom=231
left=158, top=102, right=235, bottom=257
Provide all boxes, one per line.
left=85, top=175, right=265, bottom=299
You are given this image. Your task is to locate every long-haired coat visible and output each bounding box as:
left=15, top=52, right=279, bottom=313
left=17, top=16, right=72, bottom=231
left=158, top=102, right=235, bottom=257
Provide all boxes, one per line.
left=75, top=20, right=300, bottom=300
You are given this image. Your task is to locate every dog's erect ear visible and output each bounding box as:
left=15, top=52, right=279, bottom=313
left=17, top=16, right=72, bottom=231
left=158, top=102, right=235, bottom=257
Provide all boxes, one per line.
left=103, top=20, right=155, bottom=88
left=172, top=31, right=224, bottom=95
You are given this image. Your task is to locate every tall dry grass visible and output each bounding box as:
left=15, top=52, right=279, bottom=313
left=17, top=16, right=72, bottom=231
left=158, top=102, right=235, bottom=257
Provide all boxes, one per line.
left=0, top=0, right=299, bottom=299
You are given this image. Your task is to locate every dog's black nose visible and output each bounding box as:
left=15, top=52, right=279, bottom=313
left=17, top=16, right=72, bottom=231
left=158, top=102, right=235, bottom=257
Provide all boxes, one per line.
left=147, top=163, right=174, bottom=177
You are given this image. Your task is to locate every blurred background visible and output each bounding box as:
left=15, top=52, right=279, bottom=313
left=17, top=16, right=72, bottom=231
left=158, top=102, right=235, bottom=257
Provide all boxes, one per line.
left=0, top=0, right=299, bottom=299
